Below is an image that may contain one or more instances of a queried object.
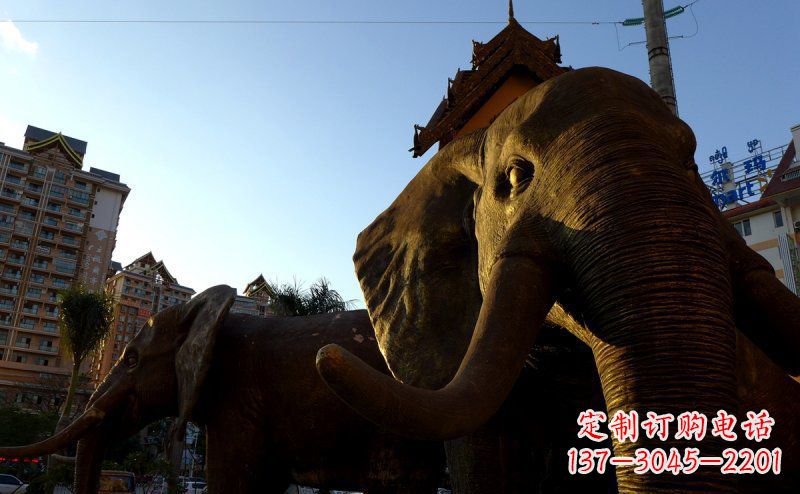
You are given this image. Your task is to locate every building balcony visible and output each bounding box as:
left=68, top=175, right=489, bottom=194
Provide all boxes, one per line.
left=38, top=346, right=58, bottom=354
left=0, top=203, right=14, bottom=213
left=58, top=251, right=77, bottom=260
left=28, top=274, right=46, bottom=285
left=36, top=245, right=51, bottom=255
left=7, top=257, right=25, bottom=265
left=51, top=279, right=69, bottom=289
left=43, top=217, right=59, bottom=227
left=10, top=241, right=28, bottom=250
left=67, top=193, right=90, bottom=206
left=32, top=262, right=49, bottom=270
left=8, top=162, right=28, bottom=173
left=0, top=287, right=18, bottom=296
left=0, top=302, right=14, bottom=311
left=21, top=198, right=39, bottom=207
left=22, top=307, right=39, bottom=315
left=39, top=232, right=56, bottom=241
left=14, top=224, right=33, bottom=236
left=60, top=236, right=78, bottom=247
left=26, top=183, right=43, bottom=195
left=15, top=340, right=31, bottom=348
left=5, top=176, right=22, bottom=185
left=2, top=271, right=22, bottom=280
left=0, top=233, right=9, bottom=243
left=0, top=220, right=14, bottom=230
left=55, top=268, right=75, bottom=276
left=1, top=189, right=19, bottom=200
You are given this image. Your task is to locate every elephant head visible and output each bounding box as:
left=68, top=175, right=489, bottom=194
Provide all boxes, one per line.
left=0, top=285, right=235, bottom=494
left=318, top=67, right=800, bottom=493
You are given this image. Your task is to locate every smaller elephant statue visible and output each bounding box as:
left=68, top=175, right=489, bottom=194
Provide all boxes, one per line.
left=0, top=286, right=445, bottom=494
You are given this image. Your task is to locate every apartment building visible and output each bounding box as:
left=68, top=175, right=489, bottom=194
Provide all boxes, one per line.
left=230, top=274, right=275, bottom=317
left=721, top=125, right=800, bottom=294
left=91, top=252, right=195, bottom=383
left=0, top=126, right=129, bottom=405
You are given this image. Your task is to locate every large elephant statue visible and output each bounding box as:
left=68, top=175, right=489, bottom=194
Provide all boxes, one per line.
left=316, top=67, right=800, bottom=493
left=0, top=286, right=444, bottom=494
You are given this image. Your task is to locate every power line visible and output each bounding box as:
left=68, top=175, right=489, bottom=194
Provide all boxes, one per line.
left=5, top=18, right=619, bottom=26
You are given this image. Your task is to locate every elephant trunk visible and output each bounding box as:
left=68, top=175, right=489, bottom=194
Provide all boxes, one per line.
left=0, top=382, right=126, bottom=457
left=317, top=256, right=554, bottom=439
left=570, top=158, right=738, bottom=493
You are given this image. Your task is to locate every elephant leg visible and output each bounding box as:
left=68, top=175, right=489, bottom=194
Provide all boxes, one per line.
left=206, top=423, right=284, bottom=494
left=445, top=423, right=513, bottom=494
left=691, top=169, right=800, bottom=376
left=736, top=332, right=800, bottom=493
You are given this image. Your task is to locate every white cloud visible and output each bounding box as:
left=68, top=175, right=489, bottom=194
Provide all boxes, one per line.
left=0, top=21, right=38, bottom=55
left=0, top=114, right=25, bottom=148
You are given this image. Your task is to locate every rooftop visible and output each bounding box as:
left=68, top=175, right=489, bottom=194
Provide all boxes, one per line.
left=24, top=125, right=88, bottom=155
left=761, top=140, right=799, bottom=199
left=411, top=5, right=568, bottom=157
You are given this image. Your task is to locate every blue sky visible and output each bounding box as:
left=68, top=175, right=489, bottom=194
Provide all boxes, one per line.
left=1, top=1, right=798, bottom=305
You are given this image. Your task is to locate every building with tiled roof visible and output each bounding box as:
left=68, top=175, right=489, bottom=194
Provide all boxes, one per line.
left=411, top=1, right=569, bottom=157
left=0, top=125, right=129, bottom=409
left=232, top=274, right=275, bottom=317
left=722, top=124, right=800, bottom=294
left=90, top=252, right=195, bottom=383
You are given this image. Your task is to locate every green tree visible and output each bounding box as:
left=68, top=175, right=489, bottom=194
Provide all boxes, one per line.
left=56, top=285, right=114, bottom=427
left=269, top=278, right=353, bottom=316
left=0, top=406, right=59, bottom=446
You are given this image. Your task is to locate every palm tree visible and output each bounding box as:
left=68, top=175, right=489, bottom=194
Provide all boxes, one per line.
left=269, top=278, right=353, bottom=316
left=56, top=285, right=114, bottom=427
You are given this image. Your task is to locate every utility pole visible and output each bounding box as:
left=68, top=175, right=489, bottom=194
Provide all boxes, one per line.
left=642, top=0, right=678, bottom=115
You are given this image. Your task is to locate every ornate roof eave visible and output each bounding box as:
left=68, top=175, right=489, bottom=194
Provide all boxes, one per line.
left=126, top=251, right=157, bottom=270
left=244, top=274, right=276, bottom=299
left=412, top=13, right=568, bottom=157
left=24, top=132, right=84, bottom=167
left=151, top=261, right=178, bottom=284
left=471, top=18, right=561, bottom=69
left=413, top=53, right=569, bottom=157
left=245, top=274, right=267, bottom=293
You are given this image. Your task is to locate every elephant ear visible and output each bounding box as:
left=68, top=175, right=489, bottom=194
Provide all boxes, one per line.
left=353, top=130, right=485, bottom=389
left=173, top=285, right=236, bottom=439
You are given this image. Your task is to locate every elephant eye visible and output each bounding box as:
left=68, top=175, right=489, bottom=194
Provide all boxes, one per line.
left=506, top=159, right=534, bottom=191
left=124, top=349, right=139, bottom=368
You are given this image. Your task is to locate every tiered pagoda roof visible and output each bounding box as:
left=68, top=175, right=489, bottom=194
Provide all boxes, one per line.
left=411, top=3, right=569, bottom=157
left=23, top=125, right=87, bottom=167
left=125, top=251, right=179, bottom=285
left=244, top=274, right=276, bottom=300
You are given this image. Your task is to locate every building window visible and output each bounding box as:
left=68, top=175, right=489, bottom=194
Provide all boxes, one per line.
left=733, top=219, right=752, bottom=237
left=773, top=211, right=783, bottom=228
left=15, top=355, right=27, bottom=363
